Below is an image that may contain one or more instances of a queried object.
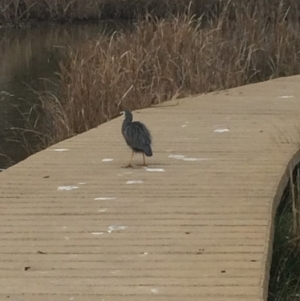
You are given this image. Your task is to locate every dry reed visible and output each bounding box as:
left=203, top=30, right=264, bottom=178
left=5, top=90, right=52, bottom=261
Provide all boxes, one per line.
left=60, top=5, right=300, bottom=134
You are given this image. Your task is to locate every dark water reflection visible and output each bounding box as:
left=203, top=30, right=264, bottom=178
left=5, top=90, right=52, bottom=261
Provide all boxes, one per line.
left=0, top=22, right=121, bottom=170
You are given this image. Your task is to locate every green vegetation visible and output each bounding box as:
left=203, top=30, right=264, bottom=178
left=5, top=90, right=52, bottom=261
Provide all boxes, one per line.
left=268, top=166, right=300, bottom=301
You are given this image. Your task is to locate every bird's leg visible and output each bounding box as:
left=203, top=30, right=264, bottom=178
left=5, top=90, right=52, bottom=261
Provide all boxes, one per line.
left=138, top=153, right=147, bottom=167
left=129, top=151, right=134, bottom=167
left=123, top=150, right=134, bottom=168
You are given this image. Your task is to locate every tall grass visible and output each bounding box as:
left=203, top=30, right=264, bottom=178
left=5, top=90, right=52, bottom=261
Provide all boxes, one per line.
left=59, top=6, right=300, bottom=134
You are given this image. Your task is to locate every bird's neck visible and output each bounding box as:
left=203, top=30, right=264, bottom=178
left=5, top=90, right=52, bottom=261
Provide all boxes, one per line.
left=122, top=118, right=132, bottom=129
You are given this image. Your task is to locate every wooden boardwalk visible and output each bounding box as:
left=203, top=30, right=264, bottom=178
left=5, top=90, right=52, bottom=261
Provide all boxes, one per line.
left=1, top=76, right=300, bottom=301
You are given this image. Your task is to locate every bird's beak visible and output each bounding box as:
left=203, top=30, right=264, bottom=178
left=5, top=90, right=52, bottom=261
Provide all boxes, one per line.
left=120, top=111, right=125, bottom=115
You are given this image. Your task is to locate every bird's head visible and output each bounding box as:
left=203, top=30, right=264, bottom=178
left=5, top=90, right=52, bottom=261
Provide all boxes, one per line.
left=120, top=110, right=132, bottom=121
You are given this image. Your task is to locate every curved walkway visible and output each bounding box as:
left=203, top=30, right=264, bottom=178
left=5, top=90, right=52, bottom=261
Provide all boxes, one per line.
left=1, top=75, right=300, bottom=300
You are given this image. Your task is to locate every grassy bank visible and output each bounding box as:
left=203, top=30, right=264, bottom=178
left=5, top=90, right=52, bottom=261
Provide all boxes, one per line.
left=1, top=0, right=300, bottom=25
left=59, top=5, right=300, bottom=134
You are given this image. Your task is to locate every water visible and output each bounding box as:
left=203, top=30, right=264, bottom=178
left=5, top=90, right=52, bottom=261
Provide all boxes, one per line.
left=0, top=22, right=121, bottom=170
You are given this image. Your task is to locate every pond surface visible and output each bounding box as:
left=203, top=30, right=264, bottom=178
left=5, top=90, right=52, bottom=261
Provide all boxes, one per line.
left=0, top=22, right=122, bottom=170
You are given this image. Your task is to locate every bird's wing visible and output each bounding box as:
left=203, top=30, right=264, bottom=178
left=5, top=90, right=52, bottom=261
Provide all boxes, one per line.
left=123, top=122, right=152, bottom=150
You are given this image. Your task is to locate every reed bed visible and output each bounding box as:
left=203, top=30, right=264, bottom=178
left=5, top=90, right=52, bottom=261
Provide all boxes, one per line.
left=60, top=6, right=300, bottom=133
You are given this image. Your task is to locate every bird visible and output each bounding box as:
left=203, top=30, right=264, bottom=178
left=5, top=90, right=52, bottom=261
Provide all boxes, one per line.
left=120, top=110, right=152, bottom=168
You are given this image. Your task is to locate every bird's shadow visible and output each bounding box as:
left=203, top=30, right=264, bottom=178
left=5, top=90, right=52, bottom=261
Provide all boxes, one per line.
left=121, top=162, right=171, bottom=169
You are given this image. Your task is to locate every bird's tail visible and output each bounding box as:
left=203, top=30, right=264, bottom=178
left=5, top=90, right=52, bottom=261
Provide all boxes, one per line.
left=143, top=145, right=153, bottom=157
